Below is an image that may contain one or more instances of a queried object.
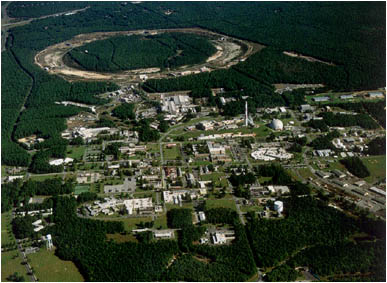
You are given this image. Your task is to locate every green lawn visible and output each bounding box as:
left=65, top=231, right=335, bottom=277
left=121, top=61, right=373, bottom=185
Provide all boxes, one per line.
left=74, top=185, right=90, bottom=195
left=240, top=205, right=264, bottom=213
left=27, top=248, right=84, bottom=282
left=2, top=251, right=32, bottom=282
left=361, top=155, right=386, bottom=184
left=153, top=214, right=168, bottom=229
left=166, top=202, right=194, bottom=210
left=205, top=198, right=236, bottom=211
left=147, top=143, right=160, bottom=153
left=29, top=174, right=61, bottom=181
left=1, top=165, right=7, bottom=177
left=200, top=172, right=229, bottom=187
left=1, top=212, right=15, bottom=246
left=163, top=145, right=181, bottom=160
left=66, top=145, right=86, bottom=160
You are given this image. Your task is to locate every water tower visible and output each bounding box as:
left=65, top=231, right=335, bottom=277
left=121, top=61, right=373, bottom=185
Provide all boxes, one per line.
left=46, top=234, right=53, bottom=250
left=274, top=200, right=284, bottom=214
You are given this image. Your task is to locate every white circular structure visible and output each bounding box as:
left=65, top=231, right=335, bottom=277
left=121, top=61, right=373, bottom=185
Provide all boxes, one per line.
left=270, top=119, right=283, bottom=131
left=274, top=200, right=284, bottom=214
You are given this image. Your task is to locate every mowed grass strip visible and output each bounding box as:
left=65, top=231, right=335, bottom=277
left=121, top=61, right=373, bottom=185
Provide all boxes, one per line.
left=205, top=198, right=237, bottom=211
left=27, top=248, right=84, bottom=282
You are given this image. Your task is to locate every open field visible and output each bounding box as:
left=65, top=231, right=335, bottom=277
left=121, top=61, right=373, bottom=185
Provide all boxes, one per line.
left=27, top=248, right=84, bottom=282
left=153, top=214, right=168, bottom=229
left=29, top=174, right=61, bottom=181
left=66, top=145, right=86, bottom=160
left=163, top=145, right=181, bottom=160
left=74, top=185, right=90, bottom=195
left=2, top=251, right=32, bottom=282
left=205, top=198, right=237, bottom=211
left=361, top=155, right=386, bottom=184
left=1, top=212, right=15, bottom=246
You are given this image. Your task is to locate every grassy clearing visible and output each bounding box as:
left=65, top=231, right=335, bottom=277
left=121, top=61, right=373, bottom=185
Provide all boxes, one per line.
left=240, top=205, right=264, bottom=213
left=1, top=165, right=7, bottom=177
left=147, top=143, right=160, bottom=152
left=106, top=233, right=138, bottom=243
left=153, top=214, right=168, bottom=229
left=66, top=145, right=86, bottom=160
left=166, top=202, right=194, bottom=210
left=29, top=174, right=61, bottom=181
left=121, top=217, right=153, bottom=232
left=205, top=198, right=236, bottom=211
left=2, top=251, right=32, bottom=282
left=1, top=212, right=15, bottom=246
left=163, top=145, right=181, bottom=160
left=74, top=185, right=90, bottom=195
left=297, top=168, right=314, bottom=179
left=27, top=248, right=84, bottom=282
left=361, top=155, right=386, bottom=184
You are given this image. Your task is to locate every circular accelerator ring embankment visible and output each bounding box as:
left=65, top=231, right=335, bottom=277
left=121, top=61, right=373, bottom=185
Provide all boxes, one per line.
left=34, top=28, right=256, bottom=82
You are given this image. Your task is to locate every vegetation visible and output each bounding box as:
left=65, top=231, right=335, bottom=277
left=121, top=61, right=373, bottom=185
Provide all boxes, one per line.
left=309, top=130, right=340, bottom=150
left=367, top=136, right=386, bottom=156
left=112, top=103, right=135, bottom=120
left=288, top=241, right=385, bottom=281
left=340, top=156, right=370, bottom=178
left=246, top=197, right=358, bottom=268
left=68, top=33, right=216, bottom=71
left=7, top=1, right=88, bottom=18
left=1, top=51, right=32, bottom=167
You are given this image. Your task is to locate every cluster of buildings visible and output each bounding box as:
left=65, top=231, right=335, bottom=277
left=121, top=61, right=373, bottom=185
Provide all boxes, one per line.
left=195, top=117, right=245, bottom=131
left=161, top=94, right=197, bottom=115
left=49, top=157, right=74, bottom=166
left=250, top=186, right=290, bottom=197
left=162, top=189, right=207, bottom=204
left=197, top=132, right=256, bottom=141
left=84, top=196, right=162, bottom=216
left=251, top=147, right=293, bottom=161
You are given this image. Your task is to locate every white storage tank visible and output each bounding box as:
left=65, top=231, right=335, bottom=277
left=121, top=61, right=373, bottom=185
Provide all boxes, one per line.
left=274, top=200, right=284, bottom=214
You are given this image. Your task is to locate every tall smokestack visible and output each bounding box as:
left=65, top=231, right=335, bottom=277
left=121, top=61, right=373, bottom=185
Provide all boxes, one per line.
left=245, top=101, right=248, bottom=127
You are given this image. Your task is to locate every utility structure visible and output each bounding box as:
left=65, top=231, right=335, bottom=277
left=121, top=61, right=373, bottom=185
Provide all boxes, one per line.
left=245, top=101, right=254, bottom=127
left=245, top=101, right=248, bottom=127
left=46, top=234, right=53, bottom=250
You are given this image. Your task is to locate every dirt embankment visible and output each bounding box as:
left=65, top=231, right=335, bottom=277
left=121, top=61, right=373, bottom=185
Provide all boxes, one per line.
left=34, top=28, right=258, bottom=83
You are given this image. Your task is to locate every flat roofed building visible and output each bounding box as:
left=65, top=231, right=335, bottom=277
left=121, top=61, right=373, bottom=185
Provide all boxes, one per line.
left=332, top=169, right=346, bottom=178
left=312, top=96, right=330, bottom=102
left=212, top=232, right=227, bottom=245
left=369, top=186, right=386, bottom=196
left=154, top=230, right=173, bottom=239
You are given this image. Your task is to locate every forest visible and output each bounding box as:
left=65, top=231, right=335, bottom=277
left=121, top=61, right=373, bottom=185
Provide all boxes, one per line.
left=67, top=32, right=216, bottom=72
left=1, top=51, right=32, bottom=167
left=340, top=156, right=370, bottom=178
left=367, top=136, right=386, bottom=156
left=246, top=196, right=358, bottom=268
left=288, top=241, right=385, bottom=282
left=7, top=1, right=89, bottom=18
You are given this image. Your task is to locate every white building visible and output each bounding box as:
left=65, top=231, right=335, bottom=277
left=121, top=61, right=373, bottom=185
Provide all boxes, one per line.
left=123, top=197, right=153, bottom=215
left=270, top=119, right=283, bottom=131
left=198, top=211, right=206, bottom=222
left=212, top=232, right=227, bottom=245
left=274, top=200, right=284, bottom=214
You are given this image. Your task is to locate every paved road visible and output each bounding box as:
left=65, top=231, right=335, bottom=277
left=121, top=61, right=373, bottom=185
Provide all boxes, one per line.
left=233, top=196, right=245, bottom=225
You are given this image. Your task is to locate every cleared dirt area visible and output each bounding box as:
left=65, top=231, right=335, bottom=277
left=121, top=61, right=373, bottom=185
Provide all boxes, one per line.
left=283, top=51, right=335, bottom=66
left=34, top=27, right=260, bottom=83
